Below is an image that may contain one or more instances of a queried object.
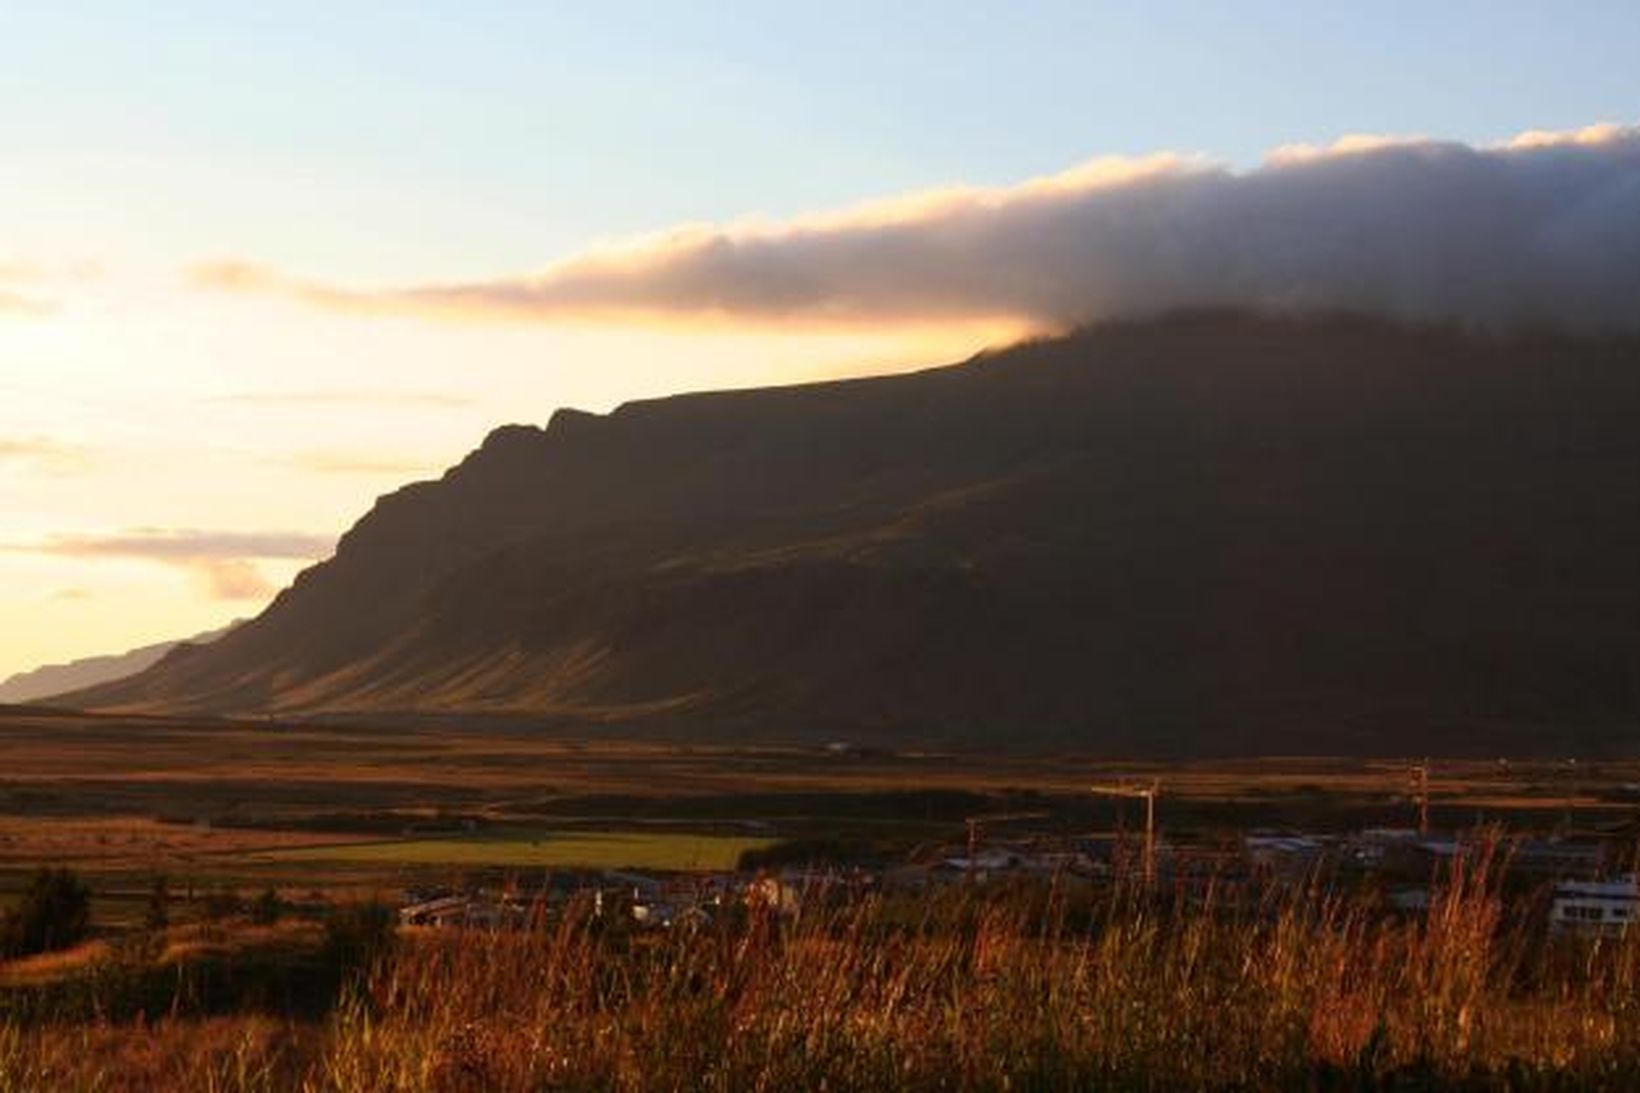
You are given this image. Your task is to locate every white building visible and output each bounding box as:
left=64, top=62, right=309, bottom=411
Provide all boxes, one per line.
left=1549, top=875, right=1638, bottom=938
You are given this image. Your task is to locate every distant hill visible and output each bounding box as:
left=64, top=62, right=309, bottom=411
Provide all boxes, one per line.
left=62, top=312, right=1640, bottom=755
left=1, top=623, right=238, bottom=705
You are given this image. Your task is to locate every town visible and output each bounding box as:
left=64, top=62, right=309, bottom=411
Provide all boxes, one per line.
left=395, top=784, right=1640, bottom=942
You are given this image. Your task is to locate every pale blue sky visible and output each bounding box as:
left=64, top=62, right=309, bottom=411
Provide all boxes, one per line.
left=5, top=2, right=1638, bottom=276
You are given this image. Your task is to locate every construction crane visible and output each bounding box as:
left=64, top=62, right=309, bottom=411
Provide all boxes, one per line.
left=1410, top=760, right=1431, bottom=835
left=1563, top=757, right=1580, bottom=832
left=962, top=810, right=1051, bottom=875
left=1089, top=779, right=1161, bottom=885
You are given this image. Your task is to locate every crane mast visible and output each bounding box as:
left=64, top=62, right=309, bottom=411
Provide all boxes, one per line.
left=1089, top=779, right=1161, bottom=885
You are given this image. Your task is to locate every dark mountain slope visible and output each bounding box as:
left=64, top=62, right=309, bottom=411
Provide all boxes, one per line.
left=64, top=312, right=1640, bottom=754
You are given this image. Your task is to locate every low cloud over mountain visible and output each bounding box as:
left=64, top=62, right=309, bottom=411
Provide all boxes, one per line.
left=193, top=123, right=1640, bottom=333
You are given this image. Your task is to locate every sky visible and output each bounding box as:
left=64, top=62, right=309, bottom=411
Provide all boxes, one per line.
left=3, top=1, right=1640, bottom=679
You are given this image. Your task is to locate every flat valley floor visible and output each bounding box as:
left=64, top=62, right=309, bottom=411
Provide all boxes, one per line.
left=1, top=705, right=1635, bottom=917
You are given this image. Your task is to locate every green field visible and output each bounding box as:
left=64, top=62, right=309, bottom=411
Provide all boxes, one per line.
left=268, top=829, right=776, bottom=872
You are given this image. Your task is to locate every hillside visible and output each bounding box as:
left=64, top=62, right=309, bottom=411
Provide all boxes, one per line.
left=63, top=312, right=1640, bottom=754
left=0, top=623, right=237, bottom=705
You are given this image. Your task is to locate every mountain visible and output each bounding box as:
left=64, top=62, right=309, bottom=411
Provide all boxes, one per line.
left=2, top=623, right=238, bottom=705
left=63, top=312, right=1640, bottom=755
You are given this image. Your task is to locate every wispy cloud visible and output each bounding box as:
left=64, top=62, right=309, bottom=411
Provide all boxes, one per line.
left=208, top=390, right=474, bottom=409
left=13, top=528, right=334, bottom=602
left=29, top=528, right=333, bottom=562
left=189, top=122, right=1640, bottom=333
left=286, top=451, right=438, bottom=476
left=0, top=290, right=55, bottom=317
left=192, top=559, right=277, bottom=601
left=0, top=258, right=103, bottom=285
left=0, top=258, right=102, bottom=318
left=0, top=437, right=93, bottom=474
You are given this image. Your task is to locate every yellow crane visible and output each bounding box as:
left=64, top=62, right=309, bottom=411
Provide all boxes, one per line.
left=1089, top=779, right=1161, bottom=885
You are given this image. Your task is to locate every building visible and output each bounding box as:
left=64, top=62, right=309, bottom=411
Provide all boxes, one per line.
left=1512, top=839, right=1604, bottom=881
left=1549, top=876, right=1638, bottom=938
left=1244, top=834, right=1328, bottom=878
left=399, top=895, right=481, bottom=928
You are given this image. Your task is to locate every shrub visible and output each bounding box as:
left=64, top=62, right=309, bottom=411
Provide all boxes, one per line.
left=737, top=836, right=880, bottom=871
left=249, top=888, right=283, bottom=926
left=204, top=886, right=243, bottom=922
left=0, top=867, right=91, bottom=958
left=144, top=875, right=170, bottom=933
left=322, top=901, right=396, bottom=979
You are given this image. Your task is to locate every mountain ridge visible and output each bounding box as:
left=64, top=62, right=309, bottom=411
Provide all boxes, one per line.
left=62, top=311, right=1640, bottom=755
left=1, top=622, right=238, bottom=705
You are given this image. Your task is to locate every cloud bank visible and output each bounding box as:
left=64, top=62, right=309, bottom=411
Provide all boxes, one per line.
left=16, top=528, right=334, bottom=601
left=192, top=122, right=1640, bottom=333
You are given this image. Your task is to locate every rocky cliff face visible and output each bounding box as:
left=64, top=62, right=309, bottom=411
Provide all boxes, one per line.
left=64, top=312, right=1640, bottom=754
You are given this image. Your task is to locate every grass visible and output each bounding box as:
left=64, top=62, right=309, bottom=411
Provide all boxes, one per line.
left=0, top=939, right=110, bottom=986
left=7, top=709, right=1640, bottom=1085
left=1, top=710, right=1635, bottom=912
left=268, top=830, right=776, bottom=872
left=7, top=847, right=1640, bottom=1088
left=0, top=816, right=377, bottom=869
left=5, top=710, right=1636, bottom=834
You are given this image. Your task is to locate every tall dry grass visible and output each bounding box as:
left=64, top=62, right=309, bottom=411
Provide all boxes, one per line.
left=6, top=848, right=1640, bottom=1090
